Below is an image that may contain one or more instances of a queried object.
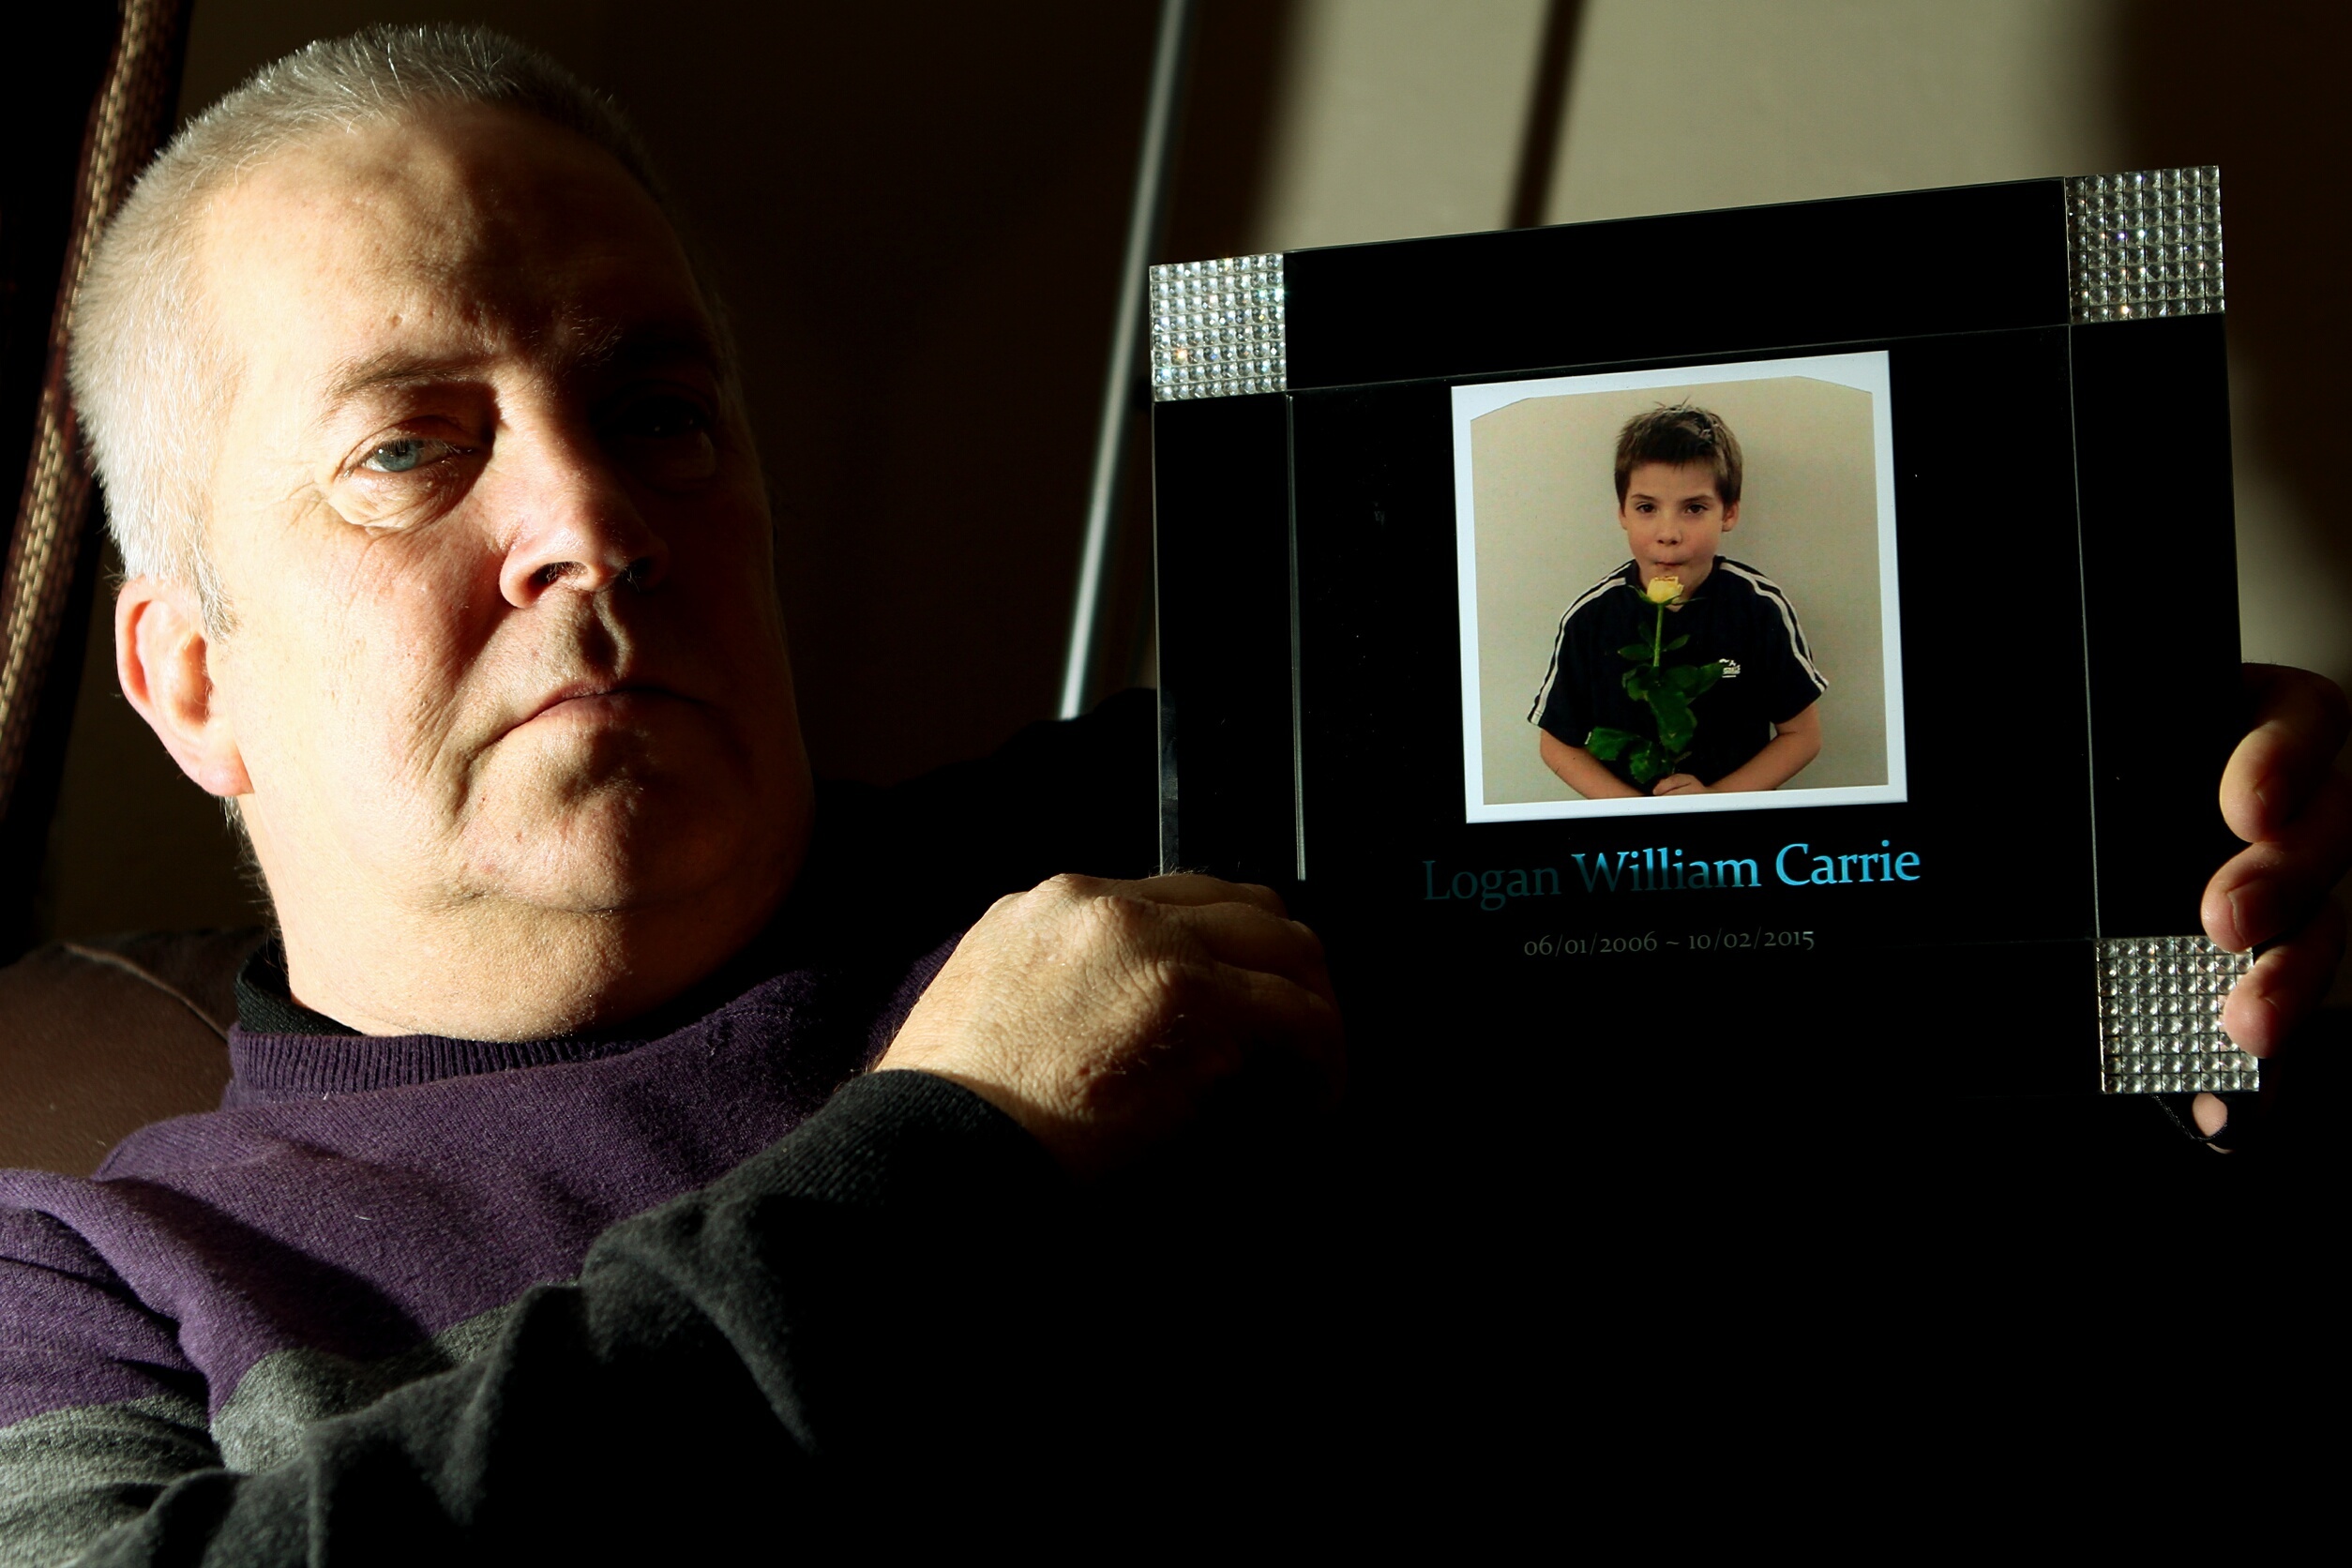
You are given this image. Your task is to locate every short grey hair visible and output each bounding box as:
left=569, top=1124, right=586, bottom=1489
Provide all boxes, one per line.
left=68, top=25, right=670, bottom=624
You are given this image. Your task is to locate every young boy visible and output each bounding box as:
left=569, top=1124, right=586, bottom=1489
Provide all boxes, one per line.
left=1530, top=403, right=1827, bottom=798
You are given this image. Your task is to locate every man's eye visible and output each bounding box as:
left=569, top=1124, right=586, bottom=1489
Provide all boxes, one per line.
left=361, top=437, right=461, bottom=474
left=609, top=394, right=718, bottom=483
left=616, top=396, right=711, bottom=441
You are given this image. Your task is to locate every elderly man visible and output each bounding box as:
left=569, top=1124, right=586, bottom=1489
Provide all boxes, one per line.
left=3, top=27, right=1336, bottom=1559
left=0, top=23, right=2343, bottom=1563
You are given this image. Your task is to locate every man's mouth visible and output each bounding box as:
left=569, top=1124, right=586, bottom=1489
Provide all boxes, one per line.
left=513, top=681, right=680, bottom=734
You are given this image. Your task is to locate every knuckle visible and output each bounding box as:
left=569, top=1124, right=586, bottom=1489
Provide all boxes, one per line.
left=1078, top=887, right=1156, bottom=947
left=1135, top=950, right=1198, bottom=999
left=1129, top=954, right=1211, bottom=1020
left=1237, top=880, right=1284, bottom=910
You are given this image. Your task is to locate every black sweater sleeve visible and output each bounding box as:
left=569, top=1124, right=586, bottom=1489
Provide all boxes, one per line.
left=77, top=1072, right=1067, bottom=1564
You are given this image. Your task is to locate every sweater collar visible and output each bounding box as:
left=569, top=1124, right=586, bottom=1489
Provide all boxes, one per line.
left=225, top=912, right=822, bottom=1100
left=234, top=942, right=355, bottom=1036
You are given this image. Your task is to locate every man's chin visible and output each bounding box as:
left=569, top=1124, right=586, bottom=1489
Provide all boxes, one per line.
left=481, top=837, right=781, bottom=917
left=461, top=776, right=792, bottom=915
left=456, top=708, right=807, bottom=909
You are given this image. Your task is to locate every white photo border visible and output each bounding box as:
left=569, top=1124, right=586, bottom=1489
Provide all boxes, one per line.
left=1453, top=350, right=1908, bottom=823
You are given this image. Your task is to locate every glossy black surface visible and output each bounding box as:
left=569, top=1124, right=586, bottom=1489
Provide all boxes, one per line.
left=1153, top=181, right=2239, bottom=1093
left=1153, top=394, right=1294, bottom=882
left=1287, top=332, right=2102, bottom=1093
left=1287, top=180, right=2069, bottom=391
left=2072, top=313, right=2241, bottom=935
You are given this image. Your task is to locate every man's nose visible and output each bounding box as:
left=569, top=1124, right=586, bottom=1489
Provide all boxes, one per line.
left=491, top=430, right=671, bottom=607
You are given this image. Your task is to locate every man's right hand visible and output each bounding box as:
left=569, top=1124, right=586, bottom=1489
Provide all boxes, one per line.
left=875, top=874, right=1344, bottom=1178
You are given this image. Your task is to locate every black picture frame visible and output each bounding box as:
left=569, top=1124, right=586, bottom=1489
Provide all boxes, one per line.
left=1153, top=173, right=2246, bottom=1098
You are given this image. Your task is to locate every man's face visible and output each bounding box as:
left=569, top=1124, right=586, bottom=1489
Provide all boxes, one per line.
left=193, top=104, right=808, bottom=922
left=1617, top=460, right=1739, bottom=584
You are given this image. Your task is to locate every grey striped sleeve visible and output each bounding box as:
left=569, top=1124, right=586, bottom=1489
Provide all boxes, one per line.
left=211, top=1300, right=521, bottom=1473
left=2, top=1301, right=529, bottom=1565
left=0, top=1393, right=215, bottom=1568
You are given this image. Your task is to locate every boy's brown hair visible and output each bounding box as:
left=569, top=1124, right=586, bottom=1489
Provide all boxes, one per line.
left=1614, top=403, right=1743, bottom=507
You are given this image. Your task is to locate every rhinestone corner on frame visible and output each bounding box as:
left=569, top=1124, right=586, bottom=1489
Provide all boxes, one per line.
left=2095, top=934, right=2256, bottom=1095
left=1149, top=253, right=1287, bottom=402
left=2065, top=166, right=2224, bottom=325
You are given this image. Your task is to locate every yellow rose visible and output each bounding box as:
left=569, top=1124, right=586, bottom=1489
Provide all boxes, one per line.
left=1645, top=575, right=1682, bottom=605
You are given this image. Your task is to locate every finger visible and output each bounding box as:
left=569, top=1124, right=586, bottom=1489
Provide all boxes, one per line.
left=1223, top=963, right=1349, bottom=1105
left=2221, top=664, right=2352, bottom=842
left=2187, top=1091, right=2252, bottom=1154
left=2202, top=771, right=2352, bottom=950
left=1160, top=899, right=1334, bottom=1002
left=2191, top=1093, right=2230, bottom=1138
left=2220, top=900, right=2346, bottom=1057
left=1108, top=872, right=1289, bottom=918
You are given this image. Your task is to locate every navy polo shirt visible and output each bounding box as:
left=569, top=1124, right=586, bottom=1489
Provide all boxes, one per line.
left=1530, top=557, right=1827, bottom=789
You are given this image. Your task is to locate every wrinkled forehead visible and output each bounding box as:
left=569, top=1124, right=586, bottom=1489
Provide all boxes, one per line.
left=196, top=102, right=712, bottom=411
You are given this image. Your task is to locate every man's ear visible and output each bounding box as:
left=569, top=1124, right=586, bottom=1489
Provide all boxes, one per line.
left=1721, top=500, right=1741, bottom=531
left=115, top=577, right=251, bottom=798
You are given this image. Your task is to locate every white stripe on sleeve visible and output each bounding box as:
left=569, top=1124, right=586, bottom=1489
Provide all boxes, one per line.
left=1712, top=559, right=1826, bottom=693
left=1528, top=563, right=1637, bottom=724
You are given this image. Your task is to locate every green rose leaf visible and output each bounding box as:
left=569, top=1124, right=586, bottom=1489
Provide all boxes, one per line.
left=1650, top=694, right=1696, bottom=753
left=1600, top=635, right=1721, bottom=784
left=1585, top=727, right=1638, bottom=761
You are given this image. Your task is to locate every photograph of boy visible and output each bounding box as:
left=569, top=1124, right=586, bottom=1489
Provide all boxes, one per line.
left=1457, top=359, right=1894, bottom=819
left=1530, top=405, right=1828, bottom=798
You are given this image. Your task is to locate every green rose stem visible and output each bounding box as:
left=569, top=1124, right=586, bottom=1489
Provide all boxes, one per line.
left=1582, top=578, right=1723, bottom=790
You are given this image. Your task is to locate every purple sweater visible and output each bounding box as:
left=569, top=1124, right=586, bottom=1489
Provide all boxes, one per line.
left=0, top=695, right=1161, bottom=1561
left=0, top=927, right=952, bottom=1561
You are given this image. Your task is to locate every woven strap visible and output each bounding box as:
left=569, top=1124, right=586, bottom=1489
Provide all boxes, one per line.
left=0, top=0, right=190, bottom=821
